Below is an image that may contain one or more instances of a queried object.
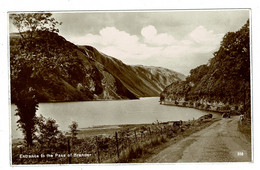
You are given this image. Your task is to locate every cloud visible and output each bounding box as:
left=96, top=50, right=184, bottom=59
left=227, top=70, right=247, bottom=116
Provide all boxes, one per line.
left=141, top=25, right=176, bottom=45
left=189, top=26, right=224, bottom=47
left=99, top=27, right=139, bottom=47
left=70, top=27, right=139, bottom=47
left=67, top=25, right=224, bottom=75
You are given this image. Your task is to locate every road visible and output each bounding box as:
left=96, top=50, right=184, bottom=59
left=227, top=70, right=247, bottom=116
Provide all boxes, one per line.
left=145, top=116, right=251, bottom=162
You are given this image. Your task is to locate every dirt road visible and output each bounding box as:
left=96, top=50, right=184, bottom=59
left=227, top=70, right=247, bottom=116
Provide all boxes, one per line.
left=145, top=116, right=251, bottom=162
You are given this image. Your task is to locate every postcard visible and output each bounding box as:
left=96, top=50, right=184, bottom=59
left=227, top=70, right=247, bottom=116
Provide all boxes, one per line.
left=9, top=9, right=251, bottom=165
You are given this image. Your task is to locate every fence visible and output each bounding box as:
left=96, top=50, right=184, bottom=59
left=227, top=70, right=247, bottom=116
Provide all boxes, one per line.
left=13, top=119, right=198, bottom=164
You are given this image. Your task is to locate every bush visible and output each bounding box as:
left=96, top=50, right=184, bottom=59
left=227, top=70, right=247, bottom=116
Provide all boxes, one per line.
left=160, top=135, right=167, bottom=143
left=221, top=105, right=231, bottom=111
left=69, top=121, right=79, bottom=139
left=36, top=115, right=62, bottom=148
left=118, top=144, right=145, bottom=163
left=238, top=118, right=251, bottom=141
left=195, top=103, right=201, bottom=108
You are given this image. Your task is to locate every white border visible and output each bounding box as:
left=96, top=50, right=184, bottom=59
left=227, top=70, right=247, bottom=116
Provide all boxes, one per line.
left=1, top=0, right=260, bottom=170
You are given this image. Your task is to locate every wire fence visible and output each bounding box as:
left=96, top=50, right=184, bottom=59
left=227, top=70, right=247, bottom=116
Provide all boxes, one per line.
left=12, top=117, right=211, bottom=164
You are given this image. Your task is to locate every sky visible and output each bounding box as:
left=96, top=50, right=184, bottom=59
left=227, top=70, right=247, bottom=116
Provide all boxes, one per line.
left=10, top=10, right=249, bottom=75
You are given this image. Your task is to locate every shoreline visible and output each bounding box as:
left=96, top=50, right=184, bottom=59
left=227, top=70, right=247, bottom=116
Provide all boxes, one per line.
left=10, top=96, right=161, bottom=105
left=12, top=113, right=216, bottom=142
left=11, top=97, right=221, bottom=141
left=161, top=101, right=241, bottom=116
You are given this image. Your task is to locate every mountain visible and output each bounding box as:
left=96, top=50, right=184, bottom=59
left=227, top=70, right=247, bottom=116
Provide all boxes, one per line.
left=79, top=45, right=185, bottom=98
left=160, top=20, right=250, bottom=116
left=10, top=31, right=185, bottom=102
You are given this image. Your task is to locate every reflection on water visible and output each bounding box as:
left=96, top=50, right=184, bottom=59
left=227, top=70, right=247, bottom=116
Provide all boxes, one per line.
left=11, top=97, right=219, bottom=139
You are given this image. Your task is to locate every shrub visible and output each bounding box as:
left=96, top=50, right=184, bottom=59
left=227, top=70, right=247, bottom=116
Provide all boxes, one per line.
left=160, top=135, right=167, bottom=143
left=117, top=135, right=167, bottom=163
left=221, top=105, right=231, bottom=111
left=118, top=144, right=145, bottom=163
left=36, top=115, right=62, bottom=148
left=195, top=103, right=201, bottom=108
left=69, top=121, right=79, bottom=139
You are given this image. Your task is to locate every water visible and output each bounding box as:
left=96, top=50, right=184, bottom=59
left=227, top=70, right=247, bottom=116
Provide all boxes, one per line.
left=10, top=97, right=218, bottom=139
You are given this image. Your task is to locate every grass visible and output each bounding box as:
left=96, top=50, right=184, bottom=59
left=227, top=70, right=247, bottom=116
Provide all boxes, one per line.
left=115, top=135, right=168, bottom=163
left=237, top=119, right=251, bottom=142
left=12, top=116, right=220, bottom=164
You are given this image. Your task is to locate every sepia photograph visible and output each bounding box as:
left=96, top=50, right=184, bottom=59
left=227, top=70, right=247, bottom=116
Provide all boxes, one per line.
left=8, top=9, right=251, bottom=165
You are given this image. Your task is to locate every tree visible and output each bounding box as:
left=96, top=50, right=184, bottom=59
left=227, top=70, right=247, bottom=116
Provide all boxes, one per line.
left=69, top=121, right=79, bottom=139
left=212, top=19, right=250, bottom=116
left=10, top=13, right=61, bottom=44
left=160, top=19, right=250, bottom=117
left=36, top=115, right=66, bottom=152
left=37, top=115, right=61, bottom=144
left=14, top=89, right=39, bottom=146
left=10, top=13, right=61, bottom=146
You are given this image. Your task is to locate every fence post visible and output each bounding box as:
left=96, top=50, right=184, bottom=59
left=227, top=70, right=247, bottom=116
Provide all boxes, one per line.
left=134, top=130, right=137, bottom=142
left=115, top=132, right=119, bottom=159
left=67, top=138, right=71, bottom=164
left=95, top=136, right=100, bottom=163
left=162, top=126, right=165, bottom=134
left=19, top=146, right=23, bottom=164
left=148, top=127, right=151, bottom=135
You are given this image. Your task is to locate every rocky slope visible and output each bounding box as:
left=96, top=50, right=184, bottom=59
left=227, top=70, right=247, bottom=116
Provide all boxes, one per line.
left=10, top=32, right=184, bottom=102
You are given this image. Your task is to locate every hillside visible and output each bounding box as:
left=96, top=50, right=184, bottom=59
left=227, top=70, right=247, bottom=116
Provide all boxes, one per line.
left=160, top=20, right=250, bottom=117
left=10, top=31, right=184, bottom=103
left=79, top=46, right=185, bottom=97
